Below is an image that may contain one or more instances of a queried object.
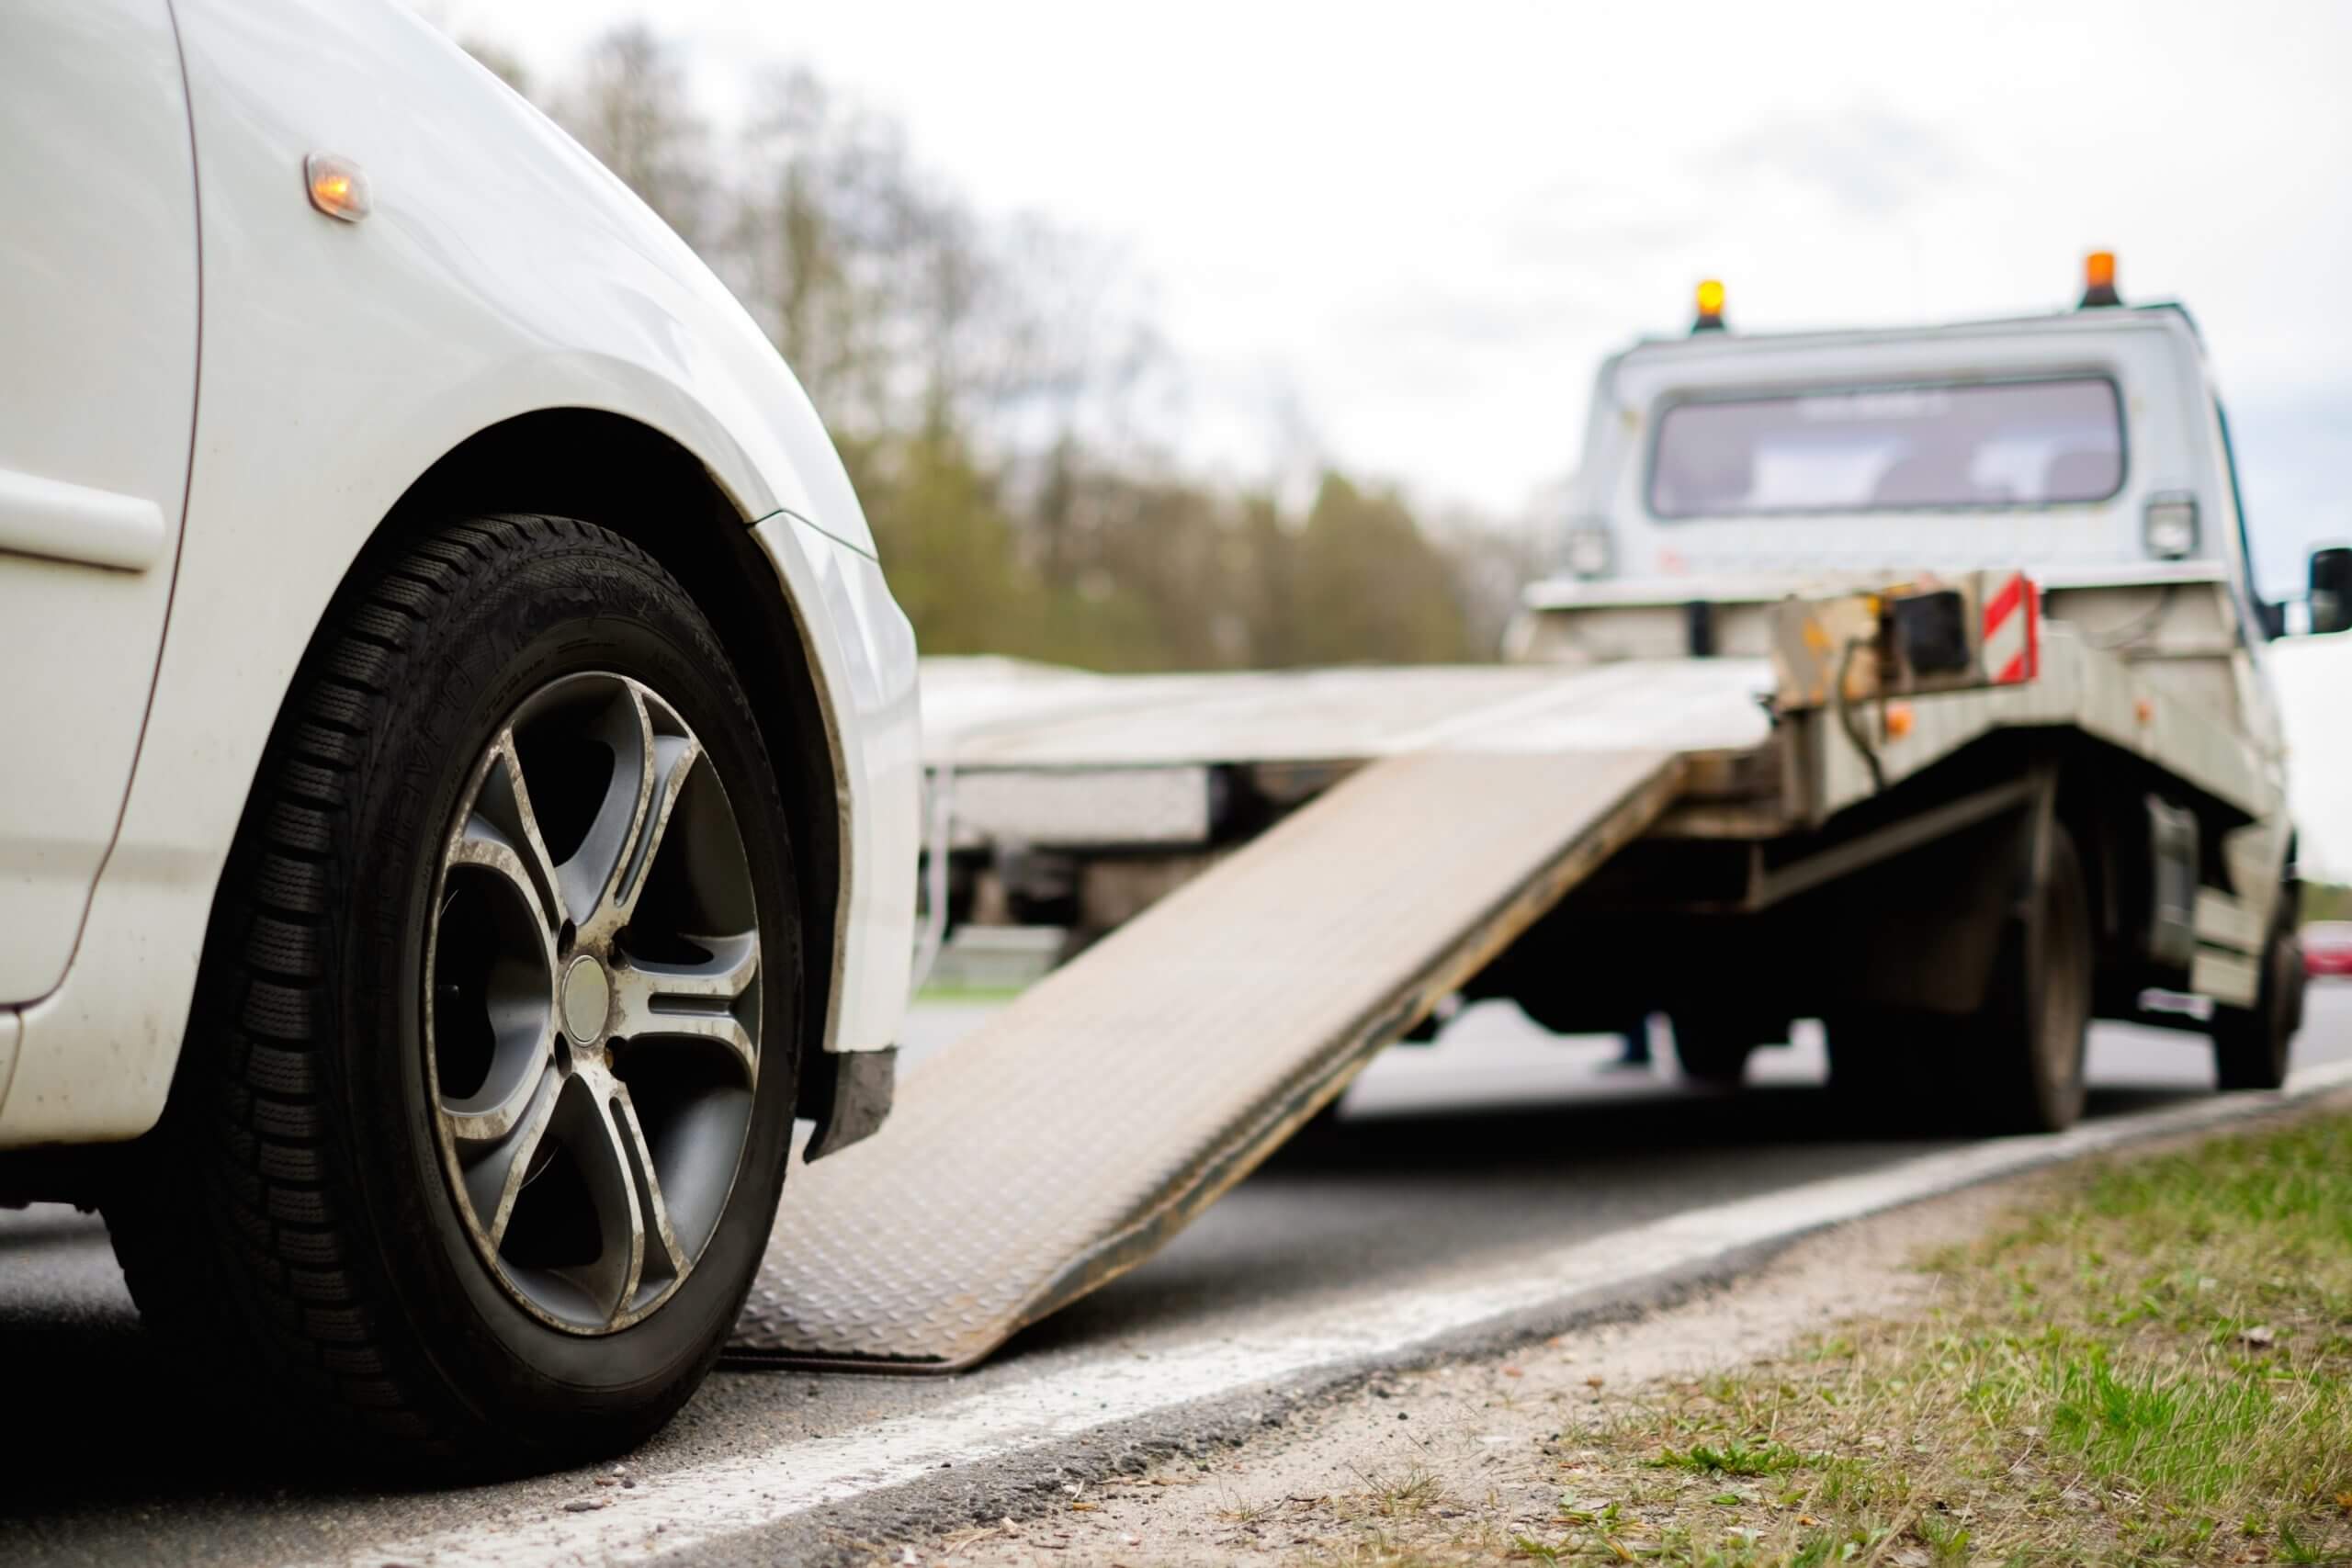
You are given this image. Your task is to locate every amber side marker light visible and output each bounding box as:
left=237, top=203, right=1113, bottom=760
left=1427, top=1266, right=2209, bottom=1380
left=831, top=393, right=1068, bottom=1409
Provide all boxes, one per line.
left=1691, top=277, right=1727, bottom=333
left=305, top=152, right=371, bottom=222
left=2079, top=249, right=2120, bottom=308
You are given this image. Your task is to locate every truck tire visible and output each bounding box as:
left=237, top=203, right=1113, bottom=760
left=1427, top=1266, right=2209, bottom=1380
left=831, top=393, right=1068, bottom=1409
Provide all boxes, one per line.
left=1669, top=1013, right=1765, bottom=1086
left=104, top=515, right=802, bottom=1473
left=1968, top=820, right=2092, bottom=1134
left=2211, top=910, right=2302, bottom=1091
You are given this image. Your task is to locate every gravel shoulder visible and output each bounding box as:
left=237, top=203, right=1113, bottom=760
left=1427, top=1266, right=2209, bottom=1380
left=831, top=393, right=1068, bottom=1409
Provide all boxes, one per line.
left=882, top=1096, right=2352, bottom=1568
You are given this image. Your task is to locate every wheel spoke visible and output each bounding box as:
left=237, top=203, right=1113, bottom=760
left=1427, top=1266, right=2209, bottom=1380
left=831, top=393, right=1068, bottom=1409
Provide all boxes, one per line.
left=446, top=818, right=562, bottom=956
left=611, top=1083, right=689, bottom=1294
left=550, top=689, right=653, bottom=936
left=561, top=686, right=700, bottom=945
left=447, top=1058, right=560, bottom=1251
left=479, top=737, right=570, bottom=931
left=609, top=931, right=760, bottom=1084
left=608, top=730, right=700, bottom=931
left=562, top=1069, right=651, bottom=1324
left=441, top=1027, right=558, bottom=1143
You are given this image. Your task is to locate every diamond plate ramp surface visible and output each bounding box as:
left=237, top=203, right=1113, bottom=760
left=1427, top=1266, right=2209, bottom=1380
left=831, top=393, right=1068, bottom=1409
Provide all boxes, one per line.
left=729, top=748, right=1683, bottom=1370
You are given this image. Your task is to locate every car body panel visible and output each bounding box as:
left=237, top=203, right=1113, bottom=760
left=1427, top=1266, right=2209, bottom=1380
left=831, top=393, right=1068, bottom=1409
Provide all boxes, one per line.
left=0, top=0, right=200, bottom=1002
left=0, top=0, right=916, bottom=1146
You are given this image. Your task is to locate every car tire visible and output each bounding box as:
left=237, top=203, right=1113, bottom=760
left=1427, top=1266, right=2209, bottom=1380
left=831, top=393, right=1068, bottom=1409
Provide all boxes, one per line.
left=1967, top=820, right=2092, bottom=1134
left=2211, top=907, right=2301, bottom=1091
left=105, top=514, right=802, bottom=1473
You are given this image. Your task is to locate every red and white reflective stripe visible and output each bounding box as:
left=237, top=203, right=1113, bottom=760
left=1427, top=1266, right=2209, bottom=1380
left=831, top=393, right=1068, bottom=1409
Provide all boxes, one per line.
left=1981, top=571, right=2040, bottom=685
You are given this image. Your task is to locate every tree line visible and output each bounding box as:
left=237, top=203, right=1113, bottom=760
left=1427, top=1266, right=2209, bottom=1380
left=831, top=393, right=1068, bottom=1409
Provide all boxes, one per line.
left=464, top=24, right=1538, bottom=670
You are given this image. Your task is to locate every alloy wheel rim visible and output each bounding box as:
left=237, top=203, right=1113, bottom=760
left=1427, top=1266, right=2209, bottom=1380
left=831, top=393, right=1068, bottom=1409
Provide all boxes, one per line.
left=424, top=672, right=762, bottom=1334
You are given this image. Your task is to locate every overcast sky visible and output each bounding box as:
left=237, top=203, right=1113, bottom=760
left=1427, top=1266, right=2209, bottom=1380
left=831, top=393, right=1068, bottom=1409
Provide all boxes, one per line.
left=440, top=0, right=2352, bottom=872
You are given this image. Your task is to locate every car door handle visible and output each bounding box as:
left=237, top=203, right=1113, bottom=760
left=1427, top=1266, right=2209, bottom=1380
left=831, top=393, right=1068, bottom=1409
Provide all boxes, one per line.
left=0, top=467, right=165, bottom=571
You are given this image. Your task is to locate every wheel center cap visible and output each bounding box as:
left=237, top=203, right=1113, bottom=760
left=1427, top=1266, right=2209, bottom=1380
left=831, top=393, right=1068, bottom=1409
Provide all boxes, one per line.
left=560, top=953, right=612, bottom=1044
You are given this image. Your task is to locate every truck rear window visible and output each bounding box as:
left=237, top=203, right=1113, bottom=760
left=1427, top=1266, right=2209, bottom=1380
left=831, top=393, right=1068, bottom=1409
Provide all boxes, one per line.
left=1648, top=377, right=2124, bottom=518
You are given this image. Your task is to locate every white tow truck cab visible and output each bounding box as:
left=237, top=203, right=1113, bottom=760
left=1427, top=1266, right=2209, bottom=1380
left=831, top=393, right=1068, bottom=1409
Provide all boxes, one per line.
left=1522, top=265, right=2300, bottom=678
left=1557, top=277, right=2255, bottom=592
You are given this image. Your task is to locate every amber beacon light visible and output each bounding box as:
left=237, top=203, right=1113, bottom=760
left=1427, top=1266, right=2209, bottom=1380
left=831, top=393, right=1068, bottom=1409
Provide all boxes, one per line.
left=1691, top=277, right=1727, bottom=333
left=2079, top=249, right=2120, bottom=308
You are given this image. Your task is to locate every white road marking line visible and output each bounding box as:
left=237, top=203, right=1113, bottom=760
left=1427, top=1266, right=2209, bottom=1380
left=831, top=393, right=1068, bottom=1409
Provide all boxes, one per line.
left=307, top=1060, right=2352, bottom=1568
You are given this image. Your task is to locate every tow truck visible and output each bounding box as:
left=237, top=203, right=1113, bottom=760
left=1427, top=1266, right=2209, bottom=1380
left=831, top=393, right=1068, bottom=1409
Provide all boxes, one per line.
left=723, top=254, right=2352, bottom=1372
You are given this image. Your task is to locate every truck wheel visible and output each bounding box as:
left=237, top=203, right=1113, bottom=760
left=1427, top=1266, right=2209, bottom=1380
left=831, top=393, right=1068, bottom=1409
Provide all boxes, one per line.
left=1670, top=1014, right=1763, bottom=1086
left=2211, top=912, right=2301, bottom=1091
left=105, top=515, right=802, bottom=1473
left=1969, top=821, right=2092, bottom=1134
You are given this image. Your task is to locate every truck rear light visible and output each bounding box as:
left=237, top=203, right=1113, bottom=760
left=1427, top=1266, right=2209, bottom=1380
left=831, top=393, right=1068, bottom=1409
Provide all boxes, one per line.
left=2143, top=492, right=2199, bottom=559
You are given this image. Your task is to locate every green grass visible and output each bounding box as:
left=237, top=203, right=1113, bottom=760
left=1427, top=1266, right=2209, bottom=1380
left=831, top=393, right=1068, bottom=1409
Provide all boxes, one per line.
left=1649, top=1441, right=1815, bottom=1478
left=1297, top=1110, right=2352, bottom=1567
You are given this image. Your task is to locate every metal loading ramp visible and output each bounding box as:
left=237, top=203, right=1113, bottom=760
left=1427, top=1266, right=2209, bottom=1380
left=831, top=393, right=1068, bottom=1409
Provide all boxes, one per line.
left=729, top=746, right=1684, bottom=1371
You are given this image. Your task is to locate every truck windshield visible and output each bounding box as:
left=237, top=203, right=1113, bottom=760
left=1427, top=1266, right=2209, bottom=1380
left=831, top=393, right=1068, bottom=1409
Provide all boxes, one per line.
left=1649, top=377, right=2123, bottom=518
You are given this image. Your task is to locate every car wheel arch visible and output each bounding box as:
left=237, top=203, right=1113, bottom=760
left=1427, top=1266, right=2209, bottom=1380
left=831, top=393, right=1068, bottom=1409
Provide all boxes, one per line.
left=369, top=409, right=847, bottom=1094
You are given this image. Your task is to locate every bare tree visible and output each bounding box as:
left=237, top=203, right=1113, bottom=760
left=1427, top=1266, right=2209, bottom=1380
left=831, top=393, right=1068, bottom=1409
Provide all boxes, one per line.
left=1428, top=506, right=1545, bottom=658
left=452, top=18, right=1511, bottom=675
left=554, top=24, right=711, bottom=250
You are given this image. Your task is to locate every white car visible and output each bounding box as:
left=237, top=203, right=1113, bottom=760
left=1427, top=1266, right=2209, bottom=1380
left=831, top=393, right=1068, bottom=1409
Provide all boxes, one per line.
left=0, top=0, right=920, bottom=1468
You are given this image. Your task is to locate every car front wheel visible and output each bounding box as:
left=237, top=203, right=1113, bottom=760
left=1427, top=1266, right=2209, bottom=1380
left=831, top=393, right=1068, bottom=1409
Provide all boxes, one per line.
left=107, top=514, right=802, bottom=1472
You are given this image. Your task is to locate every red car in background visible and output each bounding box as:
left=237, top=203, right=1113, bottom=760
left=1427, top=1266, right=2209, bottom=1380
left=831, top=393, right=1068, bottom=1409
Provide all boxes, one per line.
left=2305, top=922, right=2352, bottom=978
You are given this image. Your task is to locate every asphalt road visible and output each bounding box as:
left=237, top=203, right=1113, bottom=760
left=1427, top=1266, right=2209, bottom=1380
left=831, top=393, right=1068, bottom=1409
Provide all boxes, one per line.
left=2, top=985, right=2346, bottom=1566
